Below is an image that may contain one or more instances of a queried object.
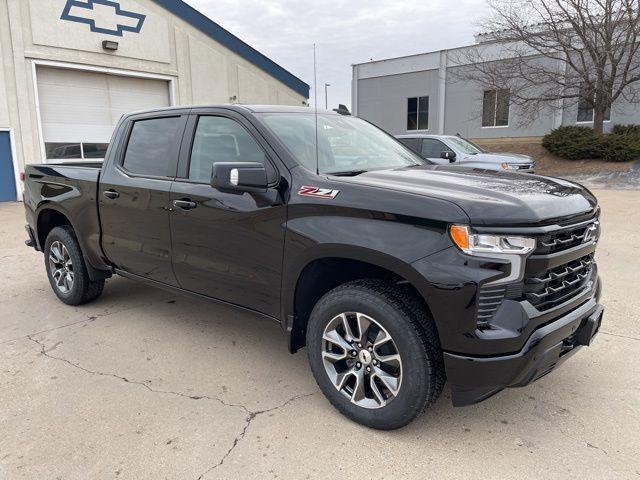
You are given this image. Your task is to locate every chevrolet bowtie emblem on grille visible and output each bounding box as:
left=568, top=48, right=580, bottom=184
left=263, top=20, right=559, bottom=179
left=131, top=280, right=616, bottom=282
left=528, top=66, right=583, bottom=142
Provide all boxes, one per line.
left=61, top=0, right=146, bottom=37
left=583, top=221, right=599, bottom=244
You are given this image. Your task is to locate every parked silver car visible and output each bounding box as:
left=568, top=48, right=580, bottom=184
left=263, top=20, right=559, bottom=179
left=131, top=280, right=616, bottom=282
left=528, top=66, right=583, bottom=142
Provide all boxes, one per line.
left=396, top=134, right=536, bottom=173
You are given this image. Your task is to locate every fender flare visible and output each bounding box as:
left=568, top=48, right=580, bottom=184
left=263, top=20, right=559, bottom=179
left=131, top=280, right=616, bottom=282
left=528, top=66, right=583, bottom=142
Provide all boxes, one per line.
left=281, top=243, right=437, bottom=350
left=35, top=202, right=111, bottom=280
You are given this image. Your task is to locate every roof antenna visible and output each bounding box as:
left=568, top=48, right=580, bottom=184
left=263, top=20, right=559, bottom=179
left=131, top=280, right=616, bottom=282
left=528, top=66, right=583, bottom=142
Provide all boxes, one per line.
left=313, top=43, right=319, bottom=175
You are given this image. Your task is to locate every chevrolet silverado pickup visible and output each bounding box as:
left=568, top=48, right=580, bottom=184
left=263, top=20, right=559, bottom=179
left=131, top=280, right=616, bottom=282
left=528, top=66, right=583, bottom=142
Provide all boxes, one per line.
left=23, top=105, right=604, bottom=430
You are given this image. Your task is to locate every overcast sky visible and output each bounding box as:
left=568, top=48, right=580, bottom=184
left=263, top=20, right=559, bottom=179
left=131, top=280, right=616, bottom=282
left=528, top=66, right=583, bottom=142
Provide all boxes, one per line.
left=184, top=0, right=491, bottom=109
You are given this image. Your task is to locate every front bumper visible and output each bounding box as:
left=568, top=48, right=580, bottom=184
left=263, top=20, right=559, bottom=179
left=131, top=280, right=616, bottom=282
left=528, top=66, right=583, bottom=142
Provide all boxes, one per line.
left=444, top=298, right=603, bottom=406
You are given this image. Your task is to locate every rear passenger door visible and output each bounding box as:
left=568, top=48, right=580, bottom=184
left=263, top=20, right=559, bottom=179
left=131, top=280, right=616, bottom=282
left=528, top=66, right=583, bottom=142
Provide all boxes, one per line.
left=169, top=110, right=286, bottom=317
left=99, top=112, right=189, bottom=285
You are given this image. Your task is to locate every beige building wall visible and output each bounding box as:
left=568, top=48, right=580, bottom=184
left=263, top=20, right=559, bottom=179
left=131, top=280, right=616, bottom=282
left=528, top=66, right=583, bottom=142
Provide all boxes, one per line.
left=0, top=0, right=308, bottom=185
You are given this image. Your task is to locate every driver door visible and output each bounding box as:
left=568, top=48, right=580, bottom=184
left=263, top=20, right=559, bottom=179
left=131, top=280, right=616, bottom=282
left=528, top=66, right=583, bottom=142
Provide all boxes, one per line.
left=169, top=112, right=286, bottom=317
left=420, top=138, right=456, bottom=165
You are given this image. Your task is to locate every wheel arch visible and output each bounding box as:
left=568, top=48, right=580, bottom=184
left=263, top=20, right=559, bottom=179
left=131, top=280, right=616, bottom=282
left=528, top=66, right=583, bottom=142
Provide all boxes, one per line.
left=35, top=204, right=111, bottom=281
left=284, top=246, right=439, bottom=353
left=36, top=204, right=73, bottom=250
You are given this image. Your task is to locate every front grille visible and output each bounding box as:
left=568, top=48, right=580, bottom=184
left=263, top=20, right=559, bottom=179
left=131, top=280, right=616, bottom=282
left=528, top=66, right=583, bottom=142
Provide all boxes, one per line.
left=534, top=221, right=597, bottom=255
left=524, top=254, right=595, bottom=311
left=533, top=217, right=600, bottom=255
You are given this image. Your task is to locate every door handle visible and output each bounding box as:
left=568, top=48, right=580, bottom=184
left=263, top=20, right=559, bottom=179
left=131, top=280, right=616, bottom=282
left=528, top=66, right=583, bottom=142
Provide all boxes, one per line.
left=173, top=199, right=197, bottom=210
left=103, top=190, right=120, bottom=199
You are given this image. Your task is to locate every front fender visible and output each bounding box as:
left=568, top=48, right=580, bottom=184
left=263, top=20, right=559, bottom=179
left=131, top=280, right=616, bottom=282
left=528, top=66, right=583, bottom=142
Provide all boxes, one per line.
left=281, top=212, right=454, bottom=326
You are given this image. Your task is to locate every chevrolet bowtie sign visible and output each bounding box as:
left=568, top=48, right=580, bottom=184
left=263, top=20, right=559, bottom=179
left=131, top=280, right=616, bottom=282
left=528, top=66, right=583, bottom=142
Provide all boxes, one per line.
left=61, top=0, right=146, bottom=37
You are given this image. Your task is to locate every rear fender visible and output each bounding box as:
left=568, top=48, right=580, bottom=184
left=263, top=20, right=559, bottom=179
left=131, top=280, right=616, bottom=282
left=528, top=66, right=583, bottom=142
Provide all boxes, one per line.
left=34, top=202, right=111, bottom=279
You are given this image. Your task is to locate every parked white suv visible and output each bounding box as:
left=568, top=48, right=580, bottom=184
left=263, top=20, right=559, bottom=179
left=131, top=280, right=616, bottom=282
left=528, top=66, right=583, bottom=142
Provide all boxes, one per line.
left=397, top=134, right=536, bottom=173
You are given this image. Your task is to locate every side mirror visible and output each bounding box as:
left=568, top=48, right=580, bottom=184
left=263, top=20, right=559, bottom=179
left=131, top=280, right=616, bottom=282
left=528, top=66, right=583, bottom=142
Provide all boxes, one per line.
left=441, top=151, right=456, bottom=162
left=211, top=162, right=268, bottom=193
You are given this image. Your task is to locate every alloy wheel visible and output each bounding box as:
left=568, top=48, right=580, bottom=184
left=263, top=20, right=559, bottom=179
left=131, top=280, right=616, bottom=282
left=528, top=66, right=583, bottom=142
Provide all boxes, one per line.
left=48, top=241, right=74, bottom=294
left=322, top=312, right=403, bottom=409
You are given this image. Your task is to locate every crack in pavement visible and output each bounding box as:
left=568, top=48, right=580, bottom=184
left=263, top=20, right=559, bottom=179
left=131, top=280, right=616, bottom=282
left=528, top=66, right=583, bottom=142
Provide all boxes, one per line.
left=26, top=334, right=318, bottom=479
left=600, top=330, right=640, bottom=341
left=195, top=391, right=317, bottom=480
left=27, top=335, right=250, bottom=412
left=0, top=314, right=100, bottom=346
left=0, top=300, right=175, bottom=345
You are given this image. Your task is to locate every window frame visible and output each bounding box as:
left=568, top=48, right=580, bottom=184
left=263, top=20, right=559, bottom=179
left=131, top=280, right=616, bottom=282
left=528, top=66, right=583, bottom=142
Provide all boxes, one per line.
left=117, top=113, right=188, bottom=180
left=175, top=113, right=279, bottom=186
left=481, top=89, right=511, bottom=128
left=575, top=86, right=612, bottom=124
left=406, top=96, right=430, bottom=132
left=420, top=138, right=450, bottom=158
left=45, top=142, right=110, bottom=161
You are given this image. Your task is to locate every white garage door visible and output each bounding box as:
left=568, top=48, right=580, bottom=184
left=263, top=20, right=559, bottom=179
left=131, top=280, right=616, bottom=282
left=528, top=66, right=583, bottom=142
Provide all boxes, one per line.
left=37, top=67, right=170, bottom=160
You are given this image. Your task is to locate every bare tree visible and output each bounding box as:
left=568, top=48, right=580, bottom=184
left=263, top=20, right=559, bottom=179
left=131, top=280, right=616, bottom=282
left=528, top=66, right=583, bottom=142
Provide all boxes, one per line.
left=454, top=0, right=640, bottom=134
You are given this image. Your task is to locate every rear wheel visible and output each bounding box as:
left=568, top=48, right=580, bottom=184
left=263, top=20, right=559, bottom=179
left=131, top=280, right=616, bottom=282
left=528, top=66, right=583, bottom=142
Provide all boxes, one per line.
left=306, top=279, right=444, bottom=430
left=44, top=226, right=104, bottom=305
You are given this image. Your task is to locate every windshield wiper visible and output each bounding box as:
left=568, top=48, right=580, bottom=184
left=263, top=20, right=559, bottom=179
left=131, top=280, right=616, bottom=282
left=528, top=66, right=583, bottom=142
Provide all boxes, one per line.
left=327, top=170, right=369, bottom=176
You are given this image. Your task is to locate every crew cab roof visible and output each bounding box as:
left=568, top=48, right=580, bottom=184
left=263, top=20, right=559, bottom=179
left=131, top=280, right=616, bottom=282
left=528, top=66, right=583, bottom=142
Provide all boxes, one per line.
left=396, top=134, right=460, bottom=140
left=121, top=104, right=339, bottom=118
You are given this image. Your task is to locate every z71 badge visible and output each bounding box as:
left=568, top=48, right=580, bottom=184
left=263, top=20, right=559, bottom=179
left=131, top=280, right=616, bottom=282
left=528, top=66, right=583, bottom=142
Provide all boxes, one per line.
left=298, top=186, right=340, bottom=199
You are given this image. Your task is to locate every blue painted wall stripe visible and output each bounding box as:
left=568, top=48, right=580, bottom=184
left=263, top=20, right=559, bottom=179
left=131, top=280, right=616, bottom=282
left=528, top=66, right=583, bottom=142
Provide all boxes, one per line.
left=152, top=0, right=310, bottom=99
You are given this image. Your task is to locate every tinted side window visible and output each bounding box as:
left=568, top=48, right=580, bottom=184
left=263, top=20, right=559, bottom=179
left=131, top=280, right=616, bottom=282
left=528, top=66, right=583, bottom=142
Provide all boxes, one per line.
left=398, top=138, right=419, bottom=152
left=123, top=117, right=183, bottom=176
left=421, top=139, right=449, bottom=158
left=188, top=116, right=266, bottom=183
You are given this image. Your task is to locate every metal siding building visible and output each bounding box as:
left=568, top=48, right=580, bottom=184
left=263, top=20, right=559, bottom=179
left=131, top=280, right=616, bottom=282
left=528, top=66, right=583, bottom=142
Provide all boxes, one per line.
left=352, top=43, right=640, bottom=140
left=0, top=0, right=309, bottom=201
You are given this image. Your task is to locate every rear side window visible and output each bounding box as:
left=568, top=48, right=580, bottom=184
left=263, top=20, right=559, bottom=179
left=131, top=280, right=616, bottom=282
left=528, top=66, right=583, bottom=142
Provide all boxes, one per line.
left=188, top=116, right=266, bottom=183
left=397, top=138, right=419, bottom=152
left=123, top=117, right=183, bottom=176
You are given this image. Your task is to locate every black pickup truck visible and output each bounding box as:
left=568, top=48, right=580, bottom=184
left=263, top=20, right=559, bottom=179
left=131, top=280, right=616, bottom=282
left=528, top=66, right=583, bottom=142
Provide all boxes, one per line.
left=23, top=105, right=603, bottom=429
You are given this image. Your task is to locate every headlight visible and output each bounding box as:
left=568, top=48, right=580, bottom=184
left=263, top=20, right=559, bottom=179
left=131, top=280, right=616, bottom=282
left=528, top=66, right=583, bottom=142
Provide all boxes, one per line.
left=449, top=225, right=536, bottom=256
left=500, top=163, right=519, bottom=170
left=450, top=225, right=536, bottom=285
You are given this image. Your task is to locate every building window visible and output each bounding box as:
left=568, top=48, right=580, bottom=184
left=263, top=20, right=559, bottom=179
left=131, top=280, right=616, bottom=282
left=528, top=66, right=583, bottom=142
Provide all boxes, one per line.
left=482, top=89, right=510, bottom=127
left=45, top=143, right=109, bottom=160
left=407, top=96, right=429, bottom=130
left=577, top=85, right=611, bottom=122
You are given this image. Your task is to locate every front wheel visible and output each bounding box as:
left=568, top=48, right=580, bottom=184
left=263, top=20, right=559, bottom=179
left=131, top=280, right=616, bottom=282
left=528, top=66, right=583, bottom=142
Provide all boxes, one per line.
left=306, top=280, right=444, bottom=430
left=44, top=226, right=104, bottom=305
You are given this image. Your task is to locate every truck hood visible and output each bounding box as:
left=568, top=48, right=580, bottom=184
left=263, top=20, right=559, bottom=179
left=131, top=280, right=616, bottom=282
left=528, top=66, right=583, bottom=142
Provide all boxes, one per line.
left=467, top=152, right=534, bottom=164
left=339, top=166, right=597, bottom=226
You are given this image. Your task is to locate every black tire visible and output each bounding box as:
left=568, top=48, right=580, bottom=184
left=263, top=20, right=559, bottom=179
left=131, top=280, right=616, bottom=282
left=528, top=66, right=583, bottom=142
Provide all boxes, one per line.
left=307, top=279, right=445, bottom=430
left=44, top=226, right=105, bottom=305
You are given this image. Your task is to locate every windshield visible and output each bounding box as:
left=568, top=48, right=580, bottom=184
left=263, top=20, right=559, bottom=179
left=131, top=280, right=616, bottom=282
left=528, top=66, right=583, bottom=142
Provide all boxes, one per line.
left=446, top=136, right=485, bottom=155
left=259, top=113, right=427, bottom=174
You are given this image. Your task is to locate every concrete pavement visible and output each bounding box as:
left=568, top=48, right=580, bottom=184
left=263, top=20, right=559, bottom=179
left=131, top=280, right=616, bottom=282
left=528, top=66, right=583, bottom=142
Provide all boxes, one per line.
left=0, top=191, right=638, bottom=479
